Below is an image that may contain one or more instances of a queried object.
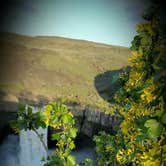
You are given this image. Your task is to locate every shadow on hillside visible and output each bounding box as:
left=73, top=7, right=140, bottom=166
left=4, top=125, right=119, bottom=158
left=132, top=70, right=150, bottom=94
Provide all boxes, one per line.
left=94, top=67, right=130, bottom=103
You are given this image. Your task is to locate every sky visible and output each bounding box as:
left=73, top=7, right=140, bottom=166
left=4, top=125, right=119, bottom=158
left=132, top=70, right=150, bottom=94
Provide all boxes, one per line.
left=0, top=0, right=150, bottom=47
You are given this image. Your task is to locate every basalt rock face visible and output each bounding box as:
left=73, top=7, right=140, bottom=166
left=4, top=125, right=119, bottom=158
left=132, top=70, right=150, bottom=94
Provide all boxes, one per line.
left=69, top=106, right=122, bottom=137
left=0, top=101, right=18, bottom=134
left=0, top=101, right=18, bottom=113
left=0, top=104, right=17, bottom=144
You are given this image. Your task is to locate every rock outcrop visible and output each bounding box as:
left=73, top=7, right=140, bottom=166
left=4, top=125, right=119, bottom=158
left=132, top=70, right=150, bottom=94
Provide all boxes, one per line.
left=69, top=106, right=121, bottom=137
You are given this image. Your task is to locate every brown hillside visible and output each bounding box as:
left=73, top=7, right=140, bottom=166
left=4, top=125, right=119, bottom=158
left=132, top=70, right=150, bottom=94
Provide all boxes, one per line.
left=0, top=32, right=131, bottom=109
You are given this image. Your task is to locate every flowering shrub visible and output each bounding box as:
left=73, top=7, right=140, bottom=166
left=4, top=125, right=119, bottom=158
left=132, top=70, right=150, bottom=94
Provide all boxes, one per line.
left=94, top=1, right=166, bottom=165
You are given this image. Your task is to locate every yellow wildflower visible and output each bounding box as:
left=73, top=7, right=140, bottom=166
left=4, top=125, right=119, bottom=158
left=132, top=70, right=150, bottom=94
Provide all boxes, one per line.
left=141, top=86, right=156, bottom=103
left=68, top=112, right=74, bottom=117
left=116, top=149, right=126, bottom=164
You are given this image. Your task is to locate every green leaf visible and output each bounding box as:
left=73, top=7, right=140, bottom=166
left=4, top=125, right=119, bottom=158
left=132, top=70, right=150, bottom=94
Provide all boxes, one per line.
left=85, top=158, right=92, bottom=165
left=144, top=119, right=158, bottom=128
left=45, top=105, right=53, bottom=112
left=33, top=112, right=41, bottom=119
left=69, top=141, right=75, bottom=150
left=147, top=124, right=163, bottom=139
left=52, top=133, right=61, bottom=141
left=28, top=106, right=33, bottom=115
left=61, top=114, right=72, bottom=124
left=51, top=116, right=59, bottom=123
left=69, top=128, right=77, bottom=138
left=67, top=155, right=76, bottom=166
left=34, top=121, right=40, bottom=129
left=61, top=104, right=68, bottom=113
left=63, top=149, right=71, bottom=157
left=18, top=119, right=27, bottom=130
left=40, top=121, right=47, bottom=128
left=145, top=119, right=164, bottom=139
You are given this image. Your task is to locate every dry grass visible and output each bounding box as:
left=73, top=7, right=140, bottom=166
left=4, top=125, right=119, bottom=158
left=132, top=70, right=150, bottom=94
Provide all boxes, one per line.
left=0, top=32, right=131, bottom=110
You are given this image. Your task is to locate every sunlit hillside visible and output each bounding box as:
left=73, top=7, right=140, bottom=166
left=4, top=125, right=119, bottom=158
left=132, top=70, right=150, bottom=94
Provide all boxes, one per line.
left=0, top=32, right=131, bottom=109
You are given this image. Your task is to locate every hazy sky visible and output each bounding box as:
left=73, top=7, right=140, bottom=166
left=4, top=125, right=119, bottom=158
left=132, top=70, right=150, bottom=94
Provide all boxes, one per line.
left=0, top=0, right=149, bottom=47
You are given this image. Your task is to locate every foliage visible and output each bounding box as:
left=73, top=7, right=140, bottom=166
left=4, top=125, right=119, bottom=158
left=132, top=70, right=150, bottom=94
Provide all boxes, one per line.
left=93, top=131, right=124, bottom=166
left=10, top=101, right=92, bottom=166
left=94, top=1, right=166, bottom=165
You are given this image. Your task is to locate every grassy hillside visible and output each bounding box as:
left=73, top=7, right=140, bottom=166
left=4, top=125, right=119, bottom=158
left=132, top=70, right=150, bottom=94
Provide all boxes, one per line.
left=0, top=32, right=131, bottom=110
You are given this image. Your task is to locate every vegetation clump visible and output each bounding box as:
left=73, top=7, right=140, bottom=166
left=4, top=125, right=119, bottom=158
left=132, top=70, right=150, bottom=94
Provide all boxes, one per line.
left=94, top=1, right=166, bottom=165
left=11, top=101, right=92, bottom=166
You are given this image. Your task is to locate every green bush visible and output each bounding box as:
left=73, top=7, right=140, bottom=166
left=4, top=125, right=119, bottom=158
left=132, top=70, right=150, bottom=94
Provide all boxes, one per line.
left=94, top=1, right=166, bottom=165
left=10, top=101, right=92, bottom=166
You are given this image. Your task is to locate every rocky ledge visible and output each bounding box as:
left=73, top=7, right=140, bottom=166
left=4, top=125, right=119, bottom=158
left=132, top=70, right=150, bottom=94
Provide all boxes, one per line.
left=69, top=106, right=121, bottom=137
